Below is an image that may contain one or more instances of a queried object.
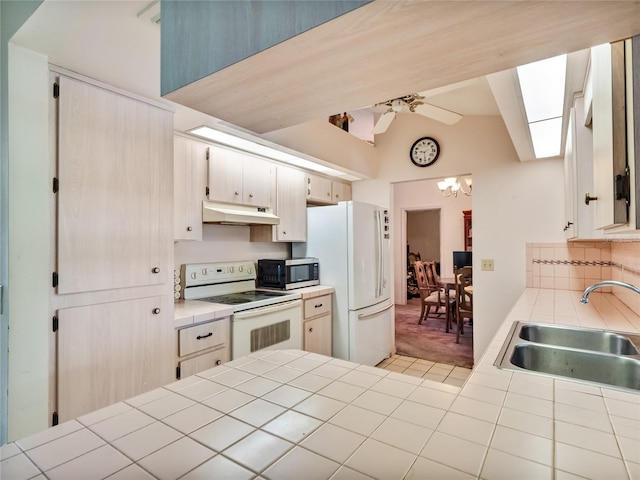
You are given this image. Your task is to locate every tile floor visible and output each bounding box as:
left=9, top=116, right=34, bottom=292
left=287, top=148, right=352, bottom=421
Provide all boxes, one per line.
left=376, top=355, right=472, bottom=387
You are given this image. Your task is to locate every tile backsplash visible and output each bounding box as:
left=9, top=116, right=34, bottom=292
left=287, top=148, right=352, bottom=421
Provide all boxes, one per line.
left=526, top=240, right=640, bottom=315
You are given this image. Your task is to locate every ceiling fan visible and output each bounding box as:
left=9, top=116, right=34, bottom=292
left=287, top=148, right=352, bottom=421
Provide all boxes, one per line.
left=372, top=93, right=463, bottom=134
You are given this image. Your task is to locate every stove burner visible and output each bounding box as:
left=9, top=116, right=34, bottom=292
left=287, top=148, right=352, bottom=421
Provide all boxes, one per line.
left=199, top=290, right=293, bottom=306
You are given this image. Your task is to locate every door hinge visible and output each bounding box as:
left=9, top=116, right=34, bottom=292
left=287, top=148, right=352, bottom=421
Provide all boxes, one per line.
left=52, top=272, right=58, bottom=288
left=52, top=177, right=59, bottom=194
left=52, top=316, right=58, bottom=332
left=206, top=148, right=210, bottom=160
left=52, top=412, right=59, bottom=426
left=53, top=83, right=59, bottom=98
left=176, top=366, right=181, bottom=379
left=205, top=186, right=210, bottom=196
left=615, top=167, right=631, bottom=204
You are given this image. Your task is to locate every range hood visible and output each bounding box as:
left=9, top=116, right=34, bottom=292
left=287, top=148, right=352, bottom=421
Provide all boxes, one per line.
left=202, top=200, right=280, bottom=225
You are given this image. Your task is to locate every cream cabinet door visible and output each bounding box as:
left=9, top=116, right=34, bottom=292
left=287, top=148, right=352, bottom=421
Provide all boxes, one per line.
left=208, top=145, right=244, bottom=204
left=306, top=173, right=333, bottom=204
left=591, top=41, right=630, bottom=229
left=57, top=296, right=174, bottom=422
left=242, top=156, right=274, bottom=207
left=57, top=75, right=173, bottom=294
left=332, top=181, right=352, bottom=203
left=174, top=135, right=208, bottom=241
left=304, top=315, right=332, bottom=356
left=274, top=165, right=307, bottom=241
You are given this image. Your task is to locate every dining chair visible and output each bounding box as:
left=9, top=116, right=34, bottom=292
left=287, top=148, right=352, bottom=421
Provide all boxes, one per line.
left=414, top=260, right=454, bottom=332
left=454, top=266, right=473, bottom=343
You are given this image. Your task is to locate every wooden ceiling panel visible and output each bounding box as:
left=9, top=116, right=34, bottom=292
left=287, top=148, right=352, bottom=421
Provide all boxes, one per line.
left=164, top=1, right=640, bottom=134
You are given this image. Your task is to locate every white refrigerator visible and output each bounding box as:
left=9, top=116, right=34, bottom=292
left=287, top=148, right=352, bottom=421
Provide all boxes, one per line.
left=293, top=201, right=393, bottom=366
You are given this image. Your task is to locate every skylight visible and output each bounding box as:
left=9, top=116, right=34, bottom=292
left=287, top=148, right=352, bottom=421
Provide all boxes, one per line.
left=516, top=54, right=567, bottom=158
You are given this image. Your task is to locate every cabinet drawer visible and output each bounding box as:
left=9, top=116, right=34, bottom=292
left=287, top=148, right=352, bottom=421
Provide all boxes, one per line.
left=179, top=319, right=229, bottom=356
left=304, top=295, right=331, bottom=319
left=178, top=348, right=228, bottom=378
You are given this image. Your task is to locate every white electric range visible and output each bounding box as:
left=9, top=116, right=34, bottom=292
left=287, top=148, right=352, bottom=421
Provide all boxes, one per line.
left=181, top=261, right=303, bottom=359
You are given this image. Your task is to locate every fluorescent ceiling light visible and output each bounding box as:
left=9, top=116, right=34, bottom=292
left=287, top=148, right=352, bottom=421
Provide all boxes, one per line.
left=516, top=53, right=567, bottom=158
left=189, top=126, right=361, bottom=180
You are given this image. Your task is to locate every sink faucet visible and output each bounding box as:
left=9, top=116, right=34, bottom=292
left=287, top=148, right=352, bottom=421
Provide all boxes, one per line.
left=580, top=280, right=640, bottom=304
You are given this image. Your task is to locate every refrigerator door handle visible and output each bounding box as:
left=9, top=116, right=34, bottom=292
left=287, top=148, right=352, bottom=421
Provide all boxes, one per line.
left=375, top=210, right=383, bottom=298
left=357, top=302, right=393, bottom=320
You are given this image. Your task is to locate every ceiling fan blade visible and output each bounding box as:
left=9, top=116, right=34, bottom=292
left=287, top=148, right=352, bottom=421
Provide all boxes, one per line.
left=413, top=103, right=462, bottom=125
left=372, top=110, right=396, bottom=134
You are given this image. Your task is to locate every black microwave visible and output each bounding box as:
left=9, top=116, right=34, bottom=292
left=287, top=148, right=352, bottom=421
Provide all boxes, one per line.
left=257, top=258, right=320, bottom=290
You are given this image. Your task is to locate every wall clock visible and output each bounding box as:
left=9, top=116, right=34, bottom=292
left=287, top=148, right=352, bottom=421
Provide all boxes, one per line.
left=410, top=137, right=440, bottom=167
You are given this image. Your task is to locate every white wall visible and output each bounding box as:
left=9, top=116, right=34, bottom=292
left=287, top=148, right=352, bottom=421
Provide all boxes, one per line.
left=407, top=210, right=441, bottom=264
left=352, top=113, right=565, bottom=362
left=8, top=44, right=51, bottom=440
left=174, top=225, right=288, bottom=270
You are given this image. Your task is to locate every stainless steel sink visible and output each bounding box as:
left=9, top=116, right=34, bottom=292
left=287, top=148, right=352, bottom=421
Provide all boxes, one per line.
left=510, top=343, right=640, bottom=390
left=495, top=321, right=640, bottom=393
left=518, top=323, right=640, bottom=355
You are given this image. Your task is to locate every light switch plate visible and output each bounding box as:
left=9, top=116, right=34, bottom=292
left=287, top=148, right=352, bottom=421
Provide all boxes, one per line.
left=481, top=259, right=495, bottom=271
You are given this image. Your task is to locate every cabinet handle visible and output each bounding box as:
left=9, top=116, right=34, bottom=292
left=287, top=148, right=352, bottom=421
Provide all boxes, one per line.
left=151, top=267, right=160, bottom=274
left=315, top=303, right=323, bottom=308
left=215, top=360, right=222, bottom=365
left=585, top=193, right=598, bottom=205
left=249, top=193, right=253, bottom=198
left=308, top=327, right=313, bottom=332
left=152, top=308, right=161, bottom=314
left=186, top=226, right=192, bottom=232
left=196, top=332, right=213, bottom=340
left=234, top=191, right=239, bottom=196
left=282, top=231, right=287, bottom=235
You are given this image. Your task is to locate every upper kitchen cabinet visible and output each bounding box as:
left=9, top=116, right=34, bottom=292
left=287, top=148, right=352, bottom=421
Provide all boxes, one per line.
left=590, top=38, right=638, bottom=232
left=252, top=164, right=307, bottom=242
left=306, top=172, right=352, bottom=205
left=332, top=180, right=352, bottom=204
left=208, top=145, right=275, bottom=208
left=307, top=172, right=333, bottom=204
left=55, top=73, right=173, bottom=294
left=174, top=134, right=208, bottom=241
left=563, top=95, right=603, bottom=240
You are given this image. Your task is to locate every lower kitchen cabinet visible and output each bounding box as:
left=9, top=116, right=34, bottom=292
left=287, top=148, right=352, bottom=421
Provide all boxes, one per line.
left=56, top=296, right=174, bottom=423
left=303, top=294, right=332, bottom=356
left=176, top=317, right=230, bottom=378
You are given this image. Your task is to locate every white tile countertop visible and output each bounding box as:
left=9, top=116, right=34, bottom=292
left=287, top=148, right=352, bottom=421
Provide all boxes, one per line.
left=173, top=300, right=234, bottom=329
left=2, top=288, right=639, bottom=479
left=172, top=286, right=334, bottom=329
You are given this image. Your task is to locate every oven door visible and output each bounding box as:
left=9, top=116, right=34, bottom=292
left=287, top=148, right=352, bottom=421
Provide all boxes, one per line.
left=231, top=300, right=303, bottom=359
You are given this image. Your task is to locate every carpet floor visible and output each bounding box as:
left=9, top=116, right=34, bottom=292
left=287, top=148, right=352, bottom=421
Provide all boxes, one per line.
left=395, top=298, right=474, bottom=368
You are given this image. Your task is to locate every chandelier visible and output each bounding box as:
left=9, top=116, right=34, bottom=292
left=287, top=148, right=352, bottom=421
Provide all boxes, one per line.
left=437, top=176, right=472, bottom=197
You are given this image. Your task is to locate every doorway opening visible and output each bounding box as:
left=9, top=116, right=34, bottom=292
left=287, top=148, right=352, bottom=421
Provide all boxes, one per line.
left=391, top=177, right=473, bottom=370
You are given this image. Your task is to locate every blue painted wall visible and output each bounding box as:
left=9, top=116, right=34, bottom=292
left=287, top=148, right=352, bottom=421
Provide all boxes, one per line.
left=0, top=0, right=44, bottom=446
left=161, top=0, right=370, bottom=95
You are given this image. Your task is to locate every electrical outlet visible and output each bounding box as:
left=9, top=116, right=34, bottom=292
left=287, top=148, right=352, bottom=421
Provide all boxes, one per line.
left=481, top=259, right=494, bottom=271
